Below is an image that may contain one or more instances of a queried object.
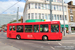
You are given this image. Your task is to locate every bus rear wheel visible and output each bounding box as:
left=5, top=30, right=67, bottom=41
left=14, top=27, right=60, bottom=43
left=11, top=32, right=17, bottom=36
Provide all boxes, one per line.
left=42, top=36, right=48, bottom=41
left=16, top=35, right=21, bottom=40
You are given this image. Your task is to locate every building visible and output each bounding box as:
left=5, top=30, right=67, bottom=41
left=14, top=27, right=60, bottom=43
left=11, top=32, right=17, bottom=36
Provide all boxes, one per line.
left=68, top=1, right=75, bottom=34
left=0, top=14, right=16, bottom=26
left=23, top=0, right=69, bottom=33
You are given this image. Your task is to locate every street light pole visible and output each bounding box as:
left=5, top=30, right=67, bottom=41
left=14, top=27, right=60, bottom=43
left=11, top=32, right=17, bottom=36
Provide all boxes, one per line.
left=49, top=0, right=52, bottom=21
left=17, top=7, right=19, bottom=23
left=62, top=0, right=66, bottom=36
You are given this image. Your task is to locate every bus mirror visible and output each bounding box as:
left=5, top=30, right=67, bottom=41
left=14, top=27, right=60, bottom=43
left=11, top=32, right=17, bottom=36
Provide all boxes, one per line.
left=61, top=32, right=62, bottom=33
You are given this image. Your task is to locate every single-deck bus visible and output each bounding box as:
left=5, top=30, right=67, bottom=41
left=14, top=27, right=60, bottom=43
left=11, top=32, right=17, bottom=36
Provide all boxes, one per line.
left=7, top=21, right=62, bottom=41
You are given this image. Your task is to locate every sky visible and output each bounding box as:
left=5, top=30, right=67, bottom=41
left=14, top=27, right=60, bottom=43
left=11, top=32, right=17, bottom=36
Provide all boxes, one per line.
left=0, top=0, right=75, bottom=16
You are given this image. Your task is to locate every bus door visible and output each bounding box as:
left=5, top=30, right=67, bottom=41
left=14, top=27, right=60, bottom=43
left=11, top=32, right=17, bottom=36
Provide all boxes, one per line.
left=10, top=25, right=16, bottom=38
left=33, top=24, right=49, bottom=39
left=25, top=25, right=34, bottom=39
left=32, top=25, right=40, bottom=39
left=50, top=24, right=59, bottom=39
left=9, top=26, right=13, bottom=38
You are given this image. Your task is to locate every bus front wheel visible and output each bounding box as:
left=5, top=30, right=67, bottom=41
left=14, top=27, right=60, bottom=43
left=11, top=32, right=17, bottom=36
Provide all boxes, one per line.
left=16, top=35, right=21, bottom=40
left=42, top=36, right=48, bottom=41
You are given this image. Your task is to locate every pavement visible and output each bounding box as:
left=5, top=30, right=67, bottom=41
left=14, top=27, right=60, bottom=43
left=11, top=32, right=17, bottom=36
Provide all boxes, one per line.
left=0, top=42, right=19, bottom=50
left=0, top=32, right=75, bottom=50
left=63, top=34, right=75, bottom=37
left=0, top=32, right=19, bottom=50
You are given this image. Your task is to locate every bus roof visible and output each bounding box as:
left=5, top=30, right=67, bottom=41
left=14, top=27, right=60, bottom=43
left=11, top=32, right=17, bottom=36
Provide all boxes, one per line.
left=7, top=21, right=60, bottom=25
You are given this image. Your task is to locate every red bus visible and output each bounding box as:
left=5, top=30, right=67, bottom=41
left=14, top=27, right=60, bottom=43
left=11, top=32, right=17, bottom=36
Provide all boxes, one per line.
left=7, top=21, right=62, bottom=41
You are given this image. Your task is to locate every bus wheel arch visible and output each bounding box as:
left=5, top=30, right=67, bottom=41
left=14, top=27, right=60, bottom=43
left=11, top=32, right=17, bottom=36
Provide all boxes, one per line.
left=16, top=35, right=21, bottom=40
left=42, top=35, right=48, bottom=41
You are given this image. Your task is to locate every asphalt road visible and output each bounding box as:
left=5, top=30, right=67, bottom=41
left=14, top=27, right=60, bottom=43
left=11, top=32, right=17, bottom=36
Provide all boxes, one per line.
left=0, top=32, right=75, bottom=50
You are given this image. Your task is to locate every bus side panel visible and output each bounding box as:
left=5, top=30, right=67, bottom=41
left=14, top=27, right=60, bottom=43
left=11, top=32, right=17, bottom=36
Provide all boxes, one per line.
left=59, top=33, right=62, bottom=40
left=48, top=32, right=62, bottom=40
left=15, top=33, right=35, bottom=39
left=32, top=33, right=50, bottom=40
left=23, top=33, right=35, bottom=39
left=32, top=33, right=42, bottom=40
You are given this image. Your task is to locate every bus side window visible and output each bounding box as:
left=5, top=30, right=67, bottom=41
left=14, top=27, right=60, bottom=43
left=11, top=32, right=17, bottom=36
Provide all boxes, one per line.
left=34, top=25, right=39, bottom=32
left=9, top=26, right=12, bottom=31
left=12, top=26, right=15, bottom=31
left=25, top=25, right=32, bottom=32
left=17, top=26, right=23, bottom=32
left=40, top=25, right=48, bottom=32
left=51, top=25, right=59, bottom=32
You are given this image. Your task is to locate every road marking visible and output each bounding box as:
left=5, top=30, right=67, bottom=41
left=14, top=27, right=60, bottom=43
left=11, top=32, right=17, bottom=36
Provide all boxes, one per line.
left=50, top=46, right=55, bottom=50
left=58, top=43, right=62, bottom=46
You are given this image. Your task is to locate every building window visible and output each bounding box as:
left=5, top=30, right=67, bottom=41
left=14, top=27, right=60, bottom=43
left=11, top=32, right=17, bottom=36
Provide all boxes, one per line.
left=54, top=5, right=56, bottom=10
left=59, top=6, right=62, bottom=11
left=52, top=14, right=53, bottom=20
left=44, top=4, right=46, bottom=9
left=27, top=4, right=29, bottom=9
left=41, top=4, right=43, bottom=9
left=48, top=14, right=50, bottom=20
left=57, top=5, right=59, bottom=10
left=31, top=3, right=34, bottom=9
left=29, top=3, right=30, bottom=9
left=57, top=15, right=59, bottom=20
left=43, top=4, right=46, bottom=9
left=35, top=3, right=37, bottom=9
left=25, top=25, right=33, bottom=32
left=31, top=13, right=34, bottom=19
left=64, top=6, right=66, bottom=11
left=42, top=4, right=44, bottom=9
left=71, top=27, right=75, bottom=33
left=46, top=0, right=49, bottom=1
left=48, top=4, right=50, bottom=9
left=71, top=16, right=73, bottom=21
left=62, top=15, right=64, bottom=20
left=57, top=0, right=62, bottom=3
left=70, top=8, right=72, bottom=13
left=41, top=4, right=44, bottom=9
left=45, top=14, right=47, bottom=20
left=35, top=13, right=37, bottom=19
left=40, top=25, right=48, bottom=32
left=52, top=5, right=54, bottom=10
left=53, top=0, right=56, bottom=2
left=45, top=4, right=47, bottom=9
left=54, top=15, right=56, bottom=20
left=38, top=3, right=40, bottom=9
left=38, top=13, right=41, bottom=19
left=65, top=15, right=67, bottom=20
left=60, top=15, right=62, bottom=20
left=17, top=26, right=23, bottom=32
left=42, top=14, right=44, bottom=19
left=28, top=13, right=30, bottom=19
